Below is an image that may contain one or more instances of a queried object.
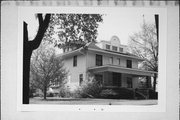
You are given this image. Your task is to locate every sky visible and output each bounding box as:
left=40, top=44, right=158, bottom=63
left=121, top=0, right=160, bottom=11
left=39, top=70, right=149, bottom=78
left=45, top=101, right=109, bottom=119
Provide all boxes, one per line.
left=24, top=9, right=156, bottom=46
left=97, top=13, right=155, bottom=45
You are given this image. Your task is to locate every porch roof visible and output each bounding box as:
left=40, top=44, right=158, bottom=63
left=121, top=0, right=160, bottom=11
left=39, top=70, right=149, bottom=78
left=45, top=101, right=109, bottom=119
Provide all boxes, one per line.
left=88, top=65, right=157, bottom=77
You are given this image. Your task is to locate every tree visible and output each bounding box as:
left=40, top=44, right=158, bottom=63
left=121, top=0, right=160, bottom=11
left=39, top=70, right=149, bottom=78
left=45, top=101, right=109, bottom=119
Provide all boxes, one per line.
left=44, top=14, right=103, bottom=51
left=23, top=14, right=51, bottom=104
left=128, top=20, right=158, bottom=91
left=30, top=42, right=68, bottom=100
left=24, top=13, right=102, bottom=103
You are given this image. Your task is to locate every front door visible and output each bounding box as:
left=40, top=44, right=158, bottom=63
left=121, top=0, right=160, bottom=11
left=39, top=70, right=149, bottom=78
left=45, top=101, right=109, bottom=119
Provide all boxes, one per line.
left=112, top=72, right=121, bottom=86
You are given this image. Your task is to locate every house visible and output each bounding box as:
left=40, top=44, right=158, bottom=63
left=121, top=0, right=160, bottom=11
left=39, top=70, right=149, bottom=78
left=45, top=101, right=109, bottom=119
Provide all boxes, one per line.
left=59, top=36, right=156, bottom=92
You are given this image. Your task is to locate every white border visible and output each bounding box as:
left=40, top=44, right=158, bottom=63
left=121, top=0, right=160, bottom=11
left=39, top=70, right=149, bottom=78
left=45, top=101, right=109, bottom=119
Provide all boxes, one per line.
left=17, top=7, right=167, bottom=112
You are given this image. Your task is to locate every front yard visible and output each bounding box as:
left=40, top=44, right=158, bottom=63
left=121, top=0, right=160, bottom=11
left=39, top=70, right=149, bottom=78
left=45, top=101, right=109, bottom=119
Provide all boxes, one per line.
left=30, top=97, right=157, bottom=105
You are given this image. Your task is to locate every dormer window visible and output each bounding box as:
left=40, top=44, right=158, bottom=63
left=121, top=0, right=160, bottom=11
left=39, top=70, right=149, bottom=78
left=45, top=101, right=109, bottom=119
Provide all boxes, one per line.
left=112, top=46, right=117, bottom=51
left=106, top=44, right=110, bottom=50
left=119, top=47, right=123, bottom=52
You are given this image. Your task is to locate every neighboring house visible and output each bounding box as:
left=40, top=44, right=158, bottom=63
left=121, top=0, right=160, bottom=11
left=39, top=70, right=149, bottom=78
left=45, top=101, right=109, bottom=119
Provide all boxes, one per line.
left=59, top=36, right=156, bottom=91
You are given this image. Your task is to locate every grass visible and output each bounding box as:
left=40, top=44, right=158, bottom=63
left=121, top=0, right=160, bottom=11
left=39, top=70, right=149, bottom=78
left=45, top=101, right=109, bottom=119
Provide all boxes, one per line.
left=30, top=97, right=158, bottom=105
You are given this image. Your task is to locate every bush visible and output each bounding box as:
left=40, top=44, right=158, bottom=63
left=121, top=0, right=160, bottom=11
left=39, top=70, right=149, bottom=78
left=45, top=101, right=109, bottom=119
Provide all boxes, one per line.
left=47, top=93, right=54, bottom=97
left=99, top=89, right=118, bottom=98
left=148, top=89, right=158, bottom=99
left=59, top=86, right=73, bottom=98
left=99, top=88, right=135, bottom=99
left=75, top=80, right=103, bottom=98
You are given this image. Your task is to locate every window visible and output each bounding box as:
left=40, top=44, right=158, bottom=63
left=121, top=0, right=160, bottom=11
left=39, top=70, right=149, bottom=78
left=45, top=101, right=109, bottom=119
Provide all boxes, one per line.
left=117, top=58, right=120, bottom=65
left=79, top=74, right=83, bottom=86
left=95, top=74, right=103, bottom=85
left=127, top=77, right=132, bottom=88
left=112, top=46, right=118, bottom=51
left=96, top=54, right=103, bottom=66
left=106, top=44, right=110, bottom=50
left=73, top=55, right=77, bottom=67
left=126, top=60, right=132, bottom=68
left=119, top=47, right=123, bottom=52
left=109, top=57, right=113, bottom=64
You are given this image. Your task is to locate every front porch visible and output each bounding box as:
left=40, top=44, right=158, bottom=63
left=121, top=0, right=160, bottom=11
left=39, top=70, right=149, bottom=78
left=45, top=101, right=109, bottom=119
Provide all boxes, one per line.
left=88, top=65, right=157, bottom=99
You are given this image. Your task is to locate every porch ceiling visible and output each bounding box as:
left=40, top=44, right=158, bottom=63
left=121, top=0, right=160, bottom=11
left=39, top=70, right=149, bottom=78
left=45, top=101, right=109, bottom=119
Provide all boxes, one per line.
left=88, top=65, right=157, bottom=77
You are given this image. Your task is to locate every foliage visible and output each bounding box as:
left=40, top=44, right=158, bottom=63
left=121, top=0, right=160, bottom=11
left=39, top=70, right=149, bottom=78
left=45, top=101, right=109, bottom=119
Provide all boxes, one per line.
left=23, top=14, right=51, bottom=104
left=75, top=79, right=103, bottom=98
left=44, top=14, right=103, bottom=50
left=128, top=21, right=158, bottom=91
left=99, top=89, right=118, bottom=98
left=30, top=42, right=68, bottom=99
left=128, top=22, right=158, bottom=72
left=100, top=88, right=134, bottom=99
left=59, top=86, right=73, bottom=98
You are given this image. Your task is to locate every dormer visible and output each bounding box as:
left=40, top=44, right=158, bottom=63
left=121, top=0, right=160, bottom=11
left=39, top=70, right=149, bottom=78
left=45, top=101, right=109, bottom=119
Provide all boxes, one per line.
left=96, top=36, right=127, bottom=53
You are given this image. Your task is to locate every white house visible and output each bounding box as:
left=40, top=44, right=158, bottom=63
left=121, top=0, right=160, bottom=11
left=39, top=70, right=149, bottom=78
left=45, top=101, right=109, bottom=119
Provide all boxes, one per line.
left=59, top=36, right=156, bottom=91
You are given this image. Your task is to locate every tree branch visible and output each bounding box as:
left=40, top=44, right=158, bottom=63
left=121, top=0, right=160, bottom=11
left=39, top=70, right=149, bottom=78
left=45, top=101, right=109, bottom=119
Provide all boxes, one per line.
left=30, top=14, right=51, bottom=50
left=23, top=21, right=29, bottom=43
left=37, top=14, right=43, bottom=25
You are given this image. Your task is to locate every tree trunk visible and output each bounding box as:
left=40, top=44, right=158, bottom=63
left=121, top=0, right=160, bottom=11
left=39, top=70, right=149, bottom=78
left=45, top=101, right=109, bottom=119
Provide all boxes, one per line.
left=43, top=85, right=47, bottom=100
left=23, top=22, right=33, bottom=104
left=22, top=14, right=51, bottom=104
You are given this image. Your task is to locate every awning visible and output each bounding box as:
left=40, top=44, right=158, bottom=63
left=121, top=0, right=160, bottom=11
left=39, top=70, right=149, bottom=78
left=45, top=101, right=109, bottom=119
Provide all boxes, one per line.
left=88, top=65, right=157, bottom=77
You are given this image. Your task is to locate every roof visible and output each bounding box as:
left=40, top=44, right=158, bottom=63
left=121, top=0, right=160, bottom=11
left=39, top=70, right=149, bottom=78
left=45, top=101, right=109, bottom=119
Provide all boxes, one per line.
left=88, top=65, right=157, bottom=77
left=85, top=42, right=101, bottom=50
left=58, top=42, right=144, bottom=61
left=104, top=49, right=138, bottom=58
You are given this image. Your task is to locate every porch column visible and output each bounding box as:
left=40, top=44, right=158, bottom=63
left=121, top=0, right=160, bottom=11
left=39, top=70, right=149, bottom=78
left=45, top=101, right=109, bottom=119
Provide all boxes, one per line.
left=146, top=76, right=152, bottom=88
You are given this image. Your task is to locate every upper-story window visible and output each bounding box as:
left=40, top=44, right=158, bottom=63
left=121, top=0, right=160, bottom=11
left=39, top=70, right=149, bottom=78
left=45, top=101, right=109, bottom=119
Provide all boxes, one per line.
left=126, top=60, right=132, bottom=68
left=73, top=55, right=77, bottom=67
left=112, top=46, right=118, bottom=51
left=119, top=47, right=123, bottom=52
left=117, top=58, right=121, bottom=65
left=106, top=44, right=110, bottom=50
left=109, top=57, right=113, bottom=64
left=96, top=54, right=103, bottom=66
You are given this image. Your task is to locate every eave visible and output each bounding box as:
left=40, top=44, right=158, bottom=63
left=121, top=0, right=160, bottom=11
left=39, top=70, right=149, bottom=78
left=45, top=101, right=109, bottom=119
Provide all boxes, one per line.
left=88, top=64, right=157, bottom=77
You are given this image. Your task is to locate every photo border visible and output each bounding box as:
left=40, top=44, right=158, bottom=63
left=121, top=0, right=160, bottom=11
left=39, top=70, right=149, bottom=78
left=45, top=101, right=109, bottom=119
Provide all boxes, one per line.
left=17, top=6, right=167, bottom=112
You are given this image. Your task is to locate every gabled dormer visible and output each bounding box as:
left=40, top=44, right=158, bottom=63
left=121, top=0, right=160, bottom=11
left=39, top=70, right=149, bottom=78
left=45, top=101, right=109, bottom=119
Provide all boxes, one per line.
left=96, top=36, right=128, bottom=53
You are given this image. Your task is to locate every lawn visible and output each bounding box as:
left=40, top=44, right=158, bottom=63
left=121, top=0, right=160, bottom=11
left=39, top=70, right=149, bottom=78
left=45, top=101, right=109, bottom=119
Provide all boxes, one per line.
left=30, top=97, right=158, bottom=105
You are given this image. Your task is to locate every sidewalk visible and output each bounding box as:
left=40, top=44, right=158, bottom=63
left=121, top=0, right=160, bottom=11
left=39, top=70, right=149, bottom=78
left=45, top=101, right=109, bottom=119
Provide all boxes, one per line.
left=30, top=97, right=158, bottom=105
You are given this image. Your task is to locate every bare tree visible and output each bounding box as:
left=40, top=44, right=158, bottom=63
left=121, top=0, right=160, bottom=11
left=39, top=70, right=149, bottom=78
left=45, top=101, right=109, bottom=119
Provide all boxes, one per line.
left=30, top=43, right=68, bottom=100
left=128, top=21, right=158, bottom=91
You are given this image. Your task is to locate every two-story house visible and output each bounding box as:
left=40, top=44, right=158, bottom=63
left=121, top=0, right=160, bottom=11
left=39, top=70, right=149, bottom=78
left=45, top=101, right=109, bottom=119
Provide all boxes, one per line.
left=59, top=36, right=156, bottom=91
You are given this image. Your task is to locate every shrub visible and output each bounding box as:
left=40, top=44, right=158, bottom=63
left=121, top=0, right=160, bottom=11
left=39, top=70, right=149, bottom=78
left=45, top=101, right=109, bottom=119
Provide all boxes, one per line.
left=59, top=86, right=73, bottom=98
left=99, top=89, right=118, bottom=98
left=99, top=88, right=135, bottom=99
left=75, top=80, right=103, bottom=98
left=47, top=93, right=54, bottom=97
left=148, top=89, right=158, bottom=99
